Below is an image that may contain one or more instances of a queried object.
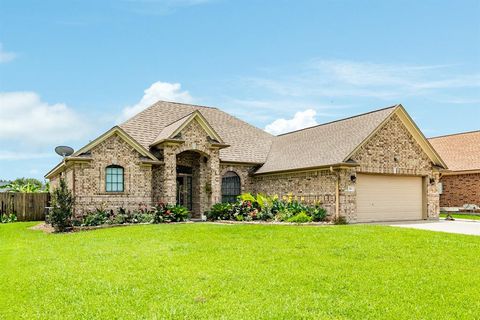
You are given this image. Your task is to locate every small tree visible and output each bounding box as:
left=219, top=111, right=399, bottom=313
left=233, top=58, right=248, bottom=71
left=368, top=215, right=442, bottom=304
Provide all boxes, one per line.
left=50, top=178, right=74, bottom=232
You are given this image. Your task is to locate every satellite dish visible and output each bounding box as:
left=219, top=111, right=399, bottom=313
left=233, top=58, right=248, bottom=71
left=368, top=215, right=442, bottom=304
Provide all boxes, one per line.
left=55, top=146, right=74, bottom=158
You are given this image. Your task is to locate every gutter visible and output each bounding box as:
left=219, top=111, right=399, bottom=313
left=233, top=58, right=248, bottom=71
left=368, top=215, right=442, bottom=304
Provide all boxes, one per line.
left=253, top=162, right=359, bottom=176
left=441, top=169, right=480, bottom=176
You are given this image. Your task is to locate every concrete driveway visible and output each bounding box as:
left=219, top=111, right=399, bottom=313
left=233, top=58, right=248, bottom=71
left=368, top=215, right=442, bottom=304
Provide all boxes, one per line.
left=388, top=219, right=480, bottom=236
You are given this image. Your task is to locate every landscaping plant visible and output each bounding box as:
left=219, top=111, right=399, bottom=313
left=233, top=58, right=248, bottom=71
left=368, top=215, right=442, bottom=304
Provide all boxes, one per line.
left=287, top=211, right=313, bottom=223
left=0, top=178, right=49, bottom=193
left=0, top=213, right=17, bottom=223
left=81, top=208, right=109, bottom=226
left=79, top=206, right=155, bottom=227
left=153, top=202, right=190, bottom=223
left=205, top=193, right=329, bottom=223
left=49, top=178, right=74, bottom=232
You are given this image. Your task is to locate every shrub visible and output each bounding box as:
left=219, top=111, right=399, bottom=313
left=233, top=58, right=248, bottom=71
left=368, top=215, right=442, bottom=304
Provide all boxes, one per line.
left=256, top=209, right=274, bottom=221
left=50, top=178, right=74, bottom=232
left=80, top=206, right=155, bottom=227
left=206, top=202, right=233, bottom=221
left=231, top=201, right=256, bottom=221
left=308, top=206, right=327, bottom=222
left=287, top=211, right=312, bottom=223
left=131, top=212, right=154, bottom=224
left=1, top=213, right=17, bottom=223
left=206, top=193, right=328, bottom=223
left=82, top=208, right=109, bottom=226
left=332, top=215, right=348, bottom=225
left=275, top=208, right=295, bottom=222
left=153, top=203, right=190, bottom=223
left=111, top=213, right=128, bottom=225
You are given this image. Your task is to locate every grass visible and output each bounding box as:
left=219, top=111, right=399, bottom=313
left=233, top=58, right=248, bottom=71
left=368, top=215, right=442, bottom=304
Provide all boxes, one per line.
left=1, top=223, right=479, bottom=319
left=440, top=213, right=480, bottom=220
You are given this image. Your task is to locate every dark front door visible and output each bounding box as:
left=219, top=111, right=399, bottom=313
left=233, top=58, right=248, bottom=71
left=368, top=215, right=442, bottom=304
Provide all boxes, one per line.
left=176, top=175, right=193, bottom=211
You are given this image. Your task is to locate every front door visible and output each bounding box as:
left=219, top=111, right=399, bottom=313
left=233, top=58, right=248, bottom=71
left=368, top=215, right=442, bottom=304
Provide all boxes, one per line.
left=176, top=175, right=193, bottom=211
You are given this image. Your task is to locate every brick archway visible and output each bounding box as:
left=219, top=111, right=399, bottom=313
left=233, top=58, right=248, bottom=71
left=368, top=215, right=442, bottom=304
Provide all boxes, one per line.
left=161, top=145, right=221, bottom=219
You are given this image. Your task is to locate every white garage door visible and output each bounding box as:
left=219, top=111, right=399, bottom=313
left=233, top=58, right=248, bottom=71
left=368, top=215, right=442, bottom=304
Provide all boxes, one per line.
left=356, top=174, right=423, bottom=222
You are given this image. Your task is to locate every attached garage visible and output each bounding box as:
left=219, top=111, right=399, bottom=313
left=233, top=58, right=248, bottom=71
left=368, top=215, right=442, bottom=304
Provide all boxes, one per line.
left=356, top=174, right=424, bottom=222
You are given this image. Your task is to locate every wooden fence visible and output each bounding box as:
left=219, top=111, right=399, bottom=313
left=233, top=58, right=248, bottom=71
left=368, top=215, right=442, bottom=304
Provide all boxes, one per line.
left=0, top=193, right=50, bottom=221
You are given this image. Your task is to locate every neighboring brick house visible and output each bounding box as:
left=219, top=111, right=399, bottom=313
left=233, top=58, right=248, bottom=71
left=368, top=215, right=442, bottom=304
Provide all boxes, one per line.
left=46, top=103, right=446, bottom=222
left=429, top=131, right=480, bottom=210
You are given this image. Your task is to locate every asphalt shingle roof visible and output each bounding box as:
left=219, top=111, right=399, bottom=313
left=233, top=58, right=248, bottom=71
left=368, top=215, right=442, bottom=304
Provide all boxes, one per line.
left=429, top=131, right=480, bottom=172
left=255, top=106, right=398, bottom=174
left=120, top=101, right=403, bottom=173
left=120, top=101, right=274, bottom=163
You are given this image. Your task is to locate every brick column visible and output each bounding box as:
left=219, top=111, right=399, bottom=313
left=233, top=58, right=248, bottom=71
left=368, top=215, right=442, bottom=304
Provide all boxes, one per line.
left=162, top=147, right=177, bottom=205
left=337, top=168, right=357, bottom=221
left=209, top=149, right=221, bottom=207
left=426, top=172, right=440, bottom=220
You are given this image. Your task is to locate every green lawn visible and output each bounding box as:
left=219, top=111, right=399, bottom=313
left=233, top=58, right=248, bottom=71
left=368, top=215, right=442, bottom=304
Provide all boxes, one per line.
left=440, top=213, right=480, bottom=220
left=1, top=223, right=479, bottom=319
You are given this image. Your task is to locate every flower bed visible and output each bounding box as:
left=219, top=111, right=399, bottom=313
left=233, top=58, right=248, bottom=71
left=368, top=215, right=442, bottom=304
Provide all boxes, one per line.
left=73, top=202, right=190, bottom=228
left=205, top=193, right=330, bottom=223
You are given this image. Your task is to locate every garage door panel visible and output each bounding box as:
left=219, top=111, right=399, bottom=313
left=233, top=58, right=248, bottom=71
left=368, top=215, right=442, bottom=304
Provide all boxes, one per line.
left=356, top=174, right=423, bottom=222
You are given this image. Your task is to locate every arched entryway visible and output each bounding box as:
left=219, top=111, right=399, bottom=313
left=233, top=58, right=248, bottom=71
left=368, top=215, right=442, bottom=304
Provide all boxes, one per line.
left=175, top=150, right=211, bottom=218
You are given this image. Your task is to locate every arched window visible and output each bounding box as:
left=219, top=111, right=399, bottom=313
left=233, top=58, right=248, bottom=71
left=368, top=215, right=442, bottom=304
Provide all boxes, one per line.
left=105, top=165, right=124, bottom=192
left=221, top=171, right=241, bottom=203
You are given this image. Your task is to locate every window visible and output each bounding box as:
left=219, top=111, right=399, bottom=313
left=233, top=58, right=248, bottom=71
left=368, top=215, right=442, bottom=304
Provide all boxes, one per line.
left=105, top=165, right=124, bottom=192
left=221, top=171, right=241, bottom=203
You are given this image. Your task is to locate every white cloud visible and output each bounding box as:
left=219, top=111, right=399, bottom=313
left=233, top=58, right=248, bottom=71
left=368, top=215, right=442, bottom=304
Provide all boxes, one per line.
left=118, top=81, right=194, bottom=122
left=246, top=60, right=480, bottom=100
left=0, top=91, right=91, bottom=145
left=0, top=43, right=15, bottom=63
left=265, top=109, right=318, bottom=135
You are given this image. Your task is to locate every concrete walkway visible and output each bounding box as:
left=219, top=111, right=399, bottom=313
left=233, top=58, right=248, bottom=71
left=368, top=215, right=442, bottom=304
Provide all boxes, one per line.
left=389, top=219, right=480, bottom=236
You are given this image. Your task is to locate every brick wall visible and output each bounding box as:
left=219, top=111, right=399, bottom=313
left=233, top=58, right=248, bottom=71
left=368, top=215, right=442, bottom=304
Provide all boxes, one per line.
left=351, top=114, right=432, bottom=176
left=69, top=134, right=153, bottom=216
left=253, top=170, right=338, bottom=216
left=351, top=113, right=440, bottom=219
left=250, top=114, right=441, bottom=221
left=440, top=173, right=480, bottom=207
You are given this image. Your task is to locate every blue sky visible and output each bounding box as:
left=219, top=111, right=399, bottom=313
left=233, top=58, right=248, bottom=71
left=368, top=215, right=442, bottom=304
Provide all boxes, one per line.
left=0, top=0, right=479, bottom=180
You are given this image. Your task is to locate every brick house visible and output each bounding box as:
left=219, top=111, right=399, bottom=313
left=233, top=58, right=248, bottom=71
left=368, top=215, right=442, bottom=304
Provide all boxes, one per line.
left=46, top=102, right=446, bottom=222
left=429, top=131, right=480, bottom=210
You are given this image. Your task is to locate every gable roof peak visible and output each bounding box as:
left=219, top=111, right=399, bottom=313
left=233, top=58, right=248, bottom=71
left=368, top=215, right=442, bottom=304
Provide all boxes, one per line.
left=149, top=109, right=225, bottom=147
left=277, top=104, right=400, bottom=137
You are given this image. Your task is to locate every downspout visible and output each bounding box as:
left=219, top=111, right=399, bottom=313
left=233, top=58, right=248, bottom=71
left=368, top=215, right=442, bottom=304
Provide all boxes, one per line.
left=335, top=174, right=340, bottom=219
left=330, top=166, right=340, bottom=218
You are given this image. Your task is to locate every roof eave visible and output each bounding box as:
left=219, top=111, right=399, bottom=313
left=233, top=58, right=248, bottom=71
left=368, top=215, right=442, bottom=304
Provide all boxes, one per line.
left=210, top=143, right=230, bottom=149
left=44, top=157, right=93, bottom=179
left=150, top=139, right=185, bottom=147
left=442, top=169, right=480, bottom=176
left=254, top=162, right=359, bottom=176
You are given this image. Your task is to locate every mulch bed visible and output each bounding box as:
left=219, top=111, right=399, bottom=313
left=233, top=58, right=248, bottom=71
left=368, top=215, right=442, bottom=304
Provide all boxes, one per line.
left=29, top=220, right=333, bottom=234
left=29, top=223, right=55, bottom=233
left=29, top=221, right=194, bottom=234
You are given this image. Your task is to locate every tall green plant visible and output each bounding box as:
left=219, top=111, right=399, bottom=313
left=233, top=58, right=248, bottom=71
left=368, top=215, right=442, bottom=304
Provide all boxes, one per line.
left=0, top=181, right=48, bottom=193
left=50, top=178, right=74, bottom=232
